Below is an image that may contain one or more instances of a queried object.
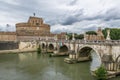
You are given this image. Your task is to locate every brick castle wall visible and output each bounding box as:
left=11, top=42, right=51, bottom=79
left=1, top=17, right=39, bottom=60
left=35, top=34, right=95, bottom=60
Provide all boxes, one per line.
left=0, top=32, right=16, bottom=41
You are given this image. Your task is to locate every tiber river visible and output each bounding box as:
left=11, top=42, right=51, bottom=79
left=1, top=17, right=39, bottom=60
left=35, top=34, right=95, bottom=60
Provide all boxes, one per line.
left=0, top=52, right=119, bottom=80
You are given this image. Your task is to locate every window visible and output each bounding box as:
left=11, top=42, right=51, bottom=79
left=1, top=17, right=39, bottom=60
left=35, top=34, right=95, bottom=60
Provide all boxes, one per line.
left=36, top=23, right=39, bottom=25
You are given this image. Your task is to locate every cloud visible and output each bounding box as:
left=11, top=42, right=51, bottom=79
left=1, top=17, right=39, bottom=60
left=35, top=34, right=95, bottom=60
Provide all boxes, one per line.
left=60, top=9, right=83, bottom=25
left=0, top=0, right=120, bottom=33
left=69, top=0, right=78, bottom=5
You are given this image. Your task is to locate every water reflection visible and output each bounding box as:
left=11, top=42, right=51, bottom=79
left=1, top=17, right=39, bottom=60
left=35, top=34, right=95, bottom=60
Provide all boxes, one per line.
left=0, top=53, right=119, bottom=80
left=19, top=53, right=37, bottom=61
left=18, top=53, right=49, bottom=76
left=18, top=53, right=93, bottom=80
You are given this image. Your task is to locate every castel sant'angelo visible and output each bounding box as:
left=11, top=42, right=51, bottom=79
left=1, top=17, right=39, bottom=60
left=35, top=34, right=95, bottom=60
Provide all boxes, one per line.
left=0, top=16, right=66, bottom=41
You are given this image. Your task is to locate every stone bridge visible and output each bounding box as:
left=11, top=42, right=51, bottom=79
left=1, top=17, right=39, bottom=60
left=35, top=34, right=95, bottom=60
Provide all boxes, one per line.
left=19, top=39, right=120, bottom=71
left=39, top=40, right=120, bottom=71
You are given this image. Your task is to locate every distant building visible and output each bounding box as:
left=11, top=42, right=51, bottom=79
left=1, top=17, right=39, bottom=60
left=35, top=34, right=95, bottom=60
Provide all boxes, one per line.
left=84, top=27, right=105, bottom=41
left=0, top=16, right=66, bottom=41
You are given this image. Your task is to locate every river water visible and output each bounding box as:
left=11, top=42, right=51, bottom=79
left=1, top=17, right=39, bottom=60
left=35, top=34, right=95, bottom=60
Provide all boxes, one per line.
left=0, top=53, right=119, bottom=80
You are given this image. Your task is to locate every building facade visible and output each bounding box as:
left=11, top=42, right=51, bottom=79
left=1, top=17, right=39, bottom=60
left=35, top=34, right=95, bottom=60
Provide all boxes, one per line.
left=16, top=16, right=51, bottom=41
left=84, top=27, right=105, bottom=41
left=0, top=16, right=66, bottom=41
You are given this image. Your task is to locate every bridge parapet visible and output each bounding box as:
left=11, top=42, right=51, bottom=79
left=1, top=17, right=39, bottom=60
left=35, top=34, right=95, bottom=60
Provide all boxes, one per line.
left=39, top=39, right=120, bottom=45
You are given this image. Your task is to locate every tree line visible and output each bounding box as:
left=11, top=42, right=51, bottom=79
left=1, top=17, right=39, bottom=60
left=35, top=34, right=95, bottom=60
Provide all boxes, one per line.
left=66, top=28, right=120, bottom=40
left=102, top=28, right=120, bottom=40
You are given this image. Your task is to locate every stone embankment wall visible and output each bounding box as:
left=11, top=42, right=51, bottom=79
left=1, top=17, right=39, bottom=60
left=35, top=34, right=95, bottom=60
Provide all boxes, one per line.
left=0, top=41, right=18, bottom=50
left=0, top=41, right=38, bottom=54
left=19, top=42, right=37, bottom=50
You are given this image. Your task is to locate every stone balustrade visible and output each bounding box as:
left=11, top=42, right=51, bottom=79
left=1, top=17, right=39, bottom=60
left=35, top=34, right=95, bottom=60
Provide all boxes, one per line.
left=38, top=39, right=120, bottom=45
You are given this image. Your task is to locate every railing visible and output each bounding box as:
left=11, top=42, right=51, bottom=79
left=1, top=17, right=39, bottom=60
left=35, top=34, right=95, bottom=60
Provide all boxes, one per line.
left=39, top=39, right=120, bottom=45
left=19, top=39, right=120, bottom=45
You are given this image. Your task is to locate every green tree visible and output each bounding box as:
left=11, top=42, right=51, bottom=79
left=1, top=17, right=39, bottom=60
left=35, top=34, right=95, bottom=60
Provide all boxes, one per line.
left=102, top=28, right=120, bottom=40
left=66, top=33, right=84, bottom=40
left=86, top=31, right=97, bottom=35
left=66, top=33, right=72, bottom=40
left=75, top=34, right=84, bottom=39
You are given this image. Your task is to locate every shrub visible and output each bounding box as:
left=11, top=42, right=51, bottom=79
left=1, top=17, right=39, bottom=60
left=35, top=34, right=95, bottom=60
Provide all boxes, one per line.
left=95, top=66, right=107, bottom=80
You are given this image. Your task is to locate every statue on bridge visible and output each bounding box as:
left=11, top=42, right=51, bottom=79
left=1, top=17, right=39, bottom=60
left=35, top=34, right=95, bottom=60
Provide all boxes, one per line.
left=106, top=29, right=111, bottom=40
left=72, top=33, right=75, bottom=40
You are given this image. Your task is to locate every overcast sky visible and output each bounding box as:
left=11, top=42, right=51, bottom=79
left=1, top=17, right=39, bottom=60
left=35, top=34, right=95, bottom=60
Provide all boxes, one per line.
left=0, top=0, right=120, bottom=33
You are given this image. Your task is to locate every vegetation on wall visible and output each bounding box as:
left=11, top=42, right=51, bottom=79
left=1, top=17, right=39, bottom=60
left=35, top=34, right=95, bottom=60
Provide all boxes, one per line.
left=75, top=34, right=84, bottom=40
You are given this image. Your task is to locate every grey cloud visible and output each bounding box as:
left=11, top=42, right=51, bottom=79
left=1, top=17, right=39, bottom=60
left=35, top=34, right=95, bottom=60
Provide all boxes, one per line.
left=0, top=1, right=37, bottom=21
left=57, top=7, right=120, bottom=26
left=84, top=8, right=120, bottom=22
left=0, top=0, right=120, bottom=33
left=61, top=16, right=78, bottom=25
left=59, top=9, right=84, bottom=25
left=103, top=8, right=120, bottom=21
left=82, top=26, right=98, bottom=32
left=69, top=0, right=78, bottom=5
left=52, top=28, right=75, bottom=33
left=0, top=0, right=53, bottom=18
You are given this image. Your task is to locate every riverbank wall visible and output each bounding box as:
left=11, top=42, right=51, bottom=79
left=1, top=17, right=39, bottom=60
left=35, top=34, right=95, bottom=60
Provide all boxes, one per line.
left=0, top=49, right=37, bottom=54
left=0, top=41, right=37, bottom=54
left=0, top=41, right=18, bottom=50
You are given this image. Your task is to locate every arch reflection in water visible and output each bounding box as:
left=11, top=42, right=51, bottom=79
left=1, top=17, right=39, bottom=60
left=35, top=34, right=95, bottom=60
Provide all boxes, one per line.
left=18, top=52, right=37, bottom=62
left=90, top=50, right=102, bottom=71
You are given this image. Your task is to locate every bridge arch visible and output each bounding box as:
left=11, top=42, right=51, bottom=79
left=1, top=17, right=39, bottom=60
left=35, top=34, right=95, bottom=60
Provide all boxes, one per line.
left=116, top=55, right=120, bottom=69
left=59, top=45, right=69, bottom=53
left=78, top=46, right=100, bottom=57
left=116, top=55, right=120, bottom=62
left=78, top=46, right=102, bottom=71
left=48, top=44, right=54, bottom=50
left=41, top=43, right=46, bottom=49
